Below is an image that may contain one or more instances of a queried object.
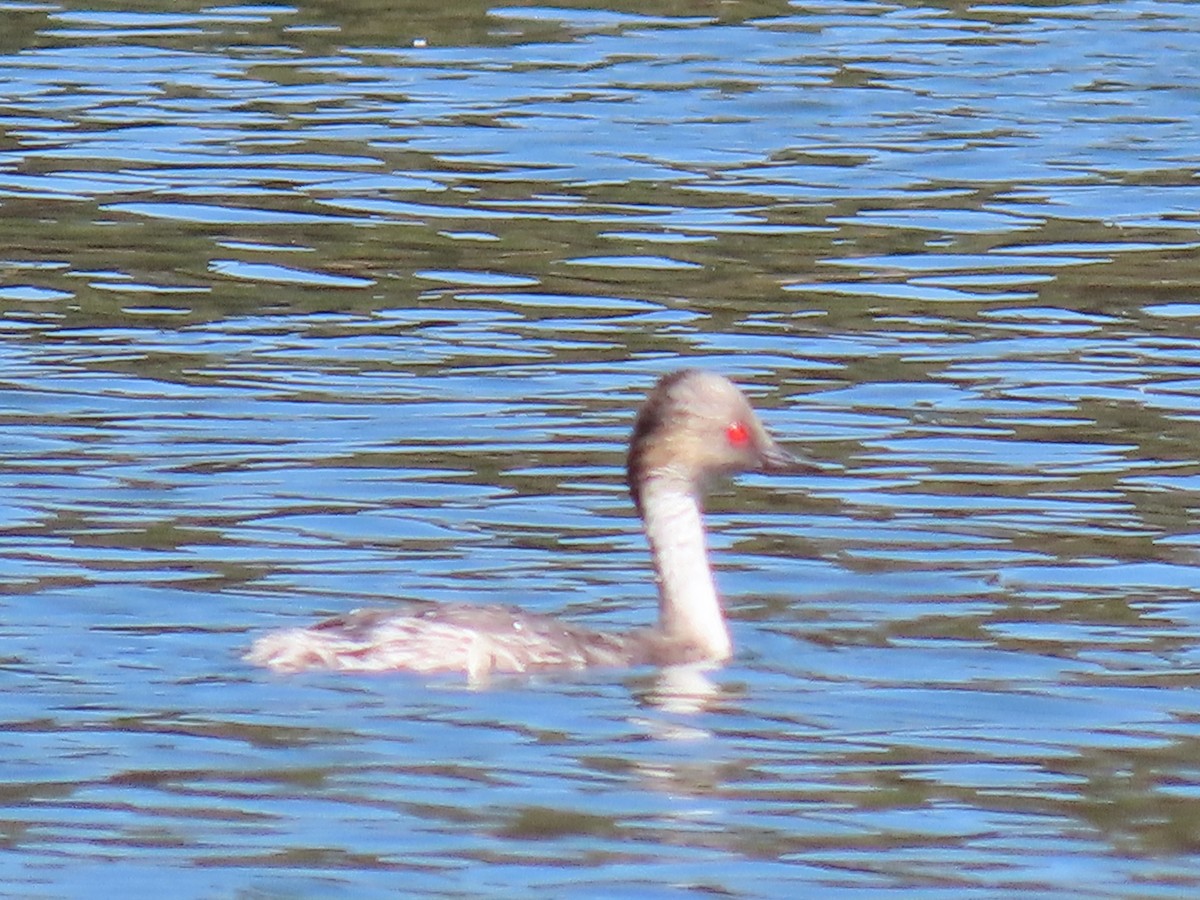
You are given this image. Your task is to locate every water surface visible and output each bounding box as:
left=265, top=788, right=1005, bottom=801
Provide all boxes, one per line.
left=3, top=0, right=1200, bottom=896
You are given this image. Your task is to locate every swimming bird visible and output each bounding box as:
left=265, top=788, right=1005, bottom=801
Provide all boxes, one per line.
left=245, top=369, right=813, bottom=679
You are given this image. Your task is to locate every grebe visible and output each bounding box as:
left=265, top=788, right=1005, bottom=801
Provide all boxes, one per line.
left=245, top=369, right=813, bottom=679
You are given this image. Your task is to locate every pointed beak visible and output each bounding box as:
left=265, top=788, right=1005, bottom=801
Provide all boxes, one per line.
left=758, top=438, right=834, bottom=475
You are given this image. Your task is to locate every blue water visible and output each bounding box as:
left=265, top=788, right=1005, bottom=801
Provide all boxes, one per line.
left=3, top=0, right=1200, bottom=896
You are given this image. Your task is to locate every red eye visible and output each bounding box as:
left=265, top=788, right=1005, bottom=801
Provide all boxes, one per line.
left=726, top=420, right=750, bottom=447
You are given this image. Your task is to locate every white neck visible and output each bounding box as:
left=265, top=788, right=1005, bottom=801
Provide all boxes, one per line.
left=639, top=478, right=732, bottom=661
